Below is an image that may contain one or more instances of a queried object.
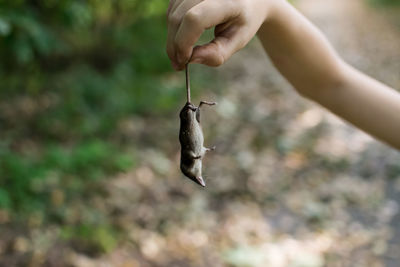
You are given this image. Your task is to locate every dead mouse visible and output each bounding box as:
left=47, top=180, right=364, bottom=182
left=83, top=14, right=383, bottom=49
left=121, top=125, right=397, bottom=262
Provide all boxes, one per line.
left=179, top=100, right=216, bottom=187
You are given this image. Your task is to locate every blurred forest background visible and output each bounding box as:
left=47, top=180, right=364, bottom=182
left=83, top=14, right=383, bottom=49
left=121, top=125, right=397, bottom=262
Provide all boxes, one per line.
left=0, top=0, right=400, bottom=266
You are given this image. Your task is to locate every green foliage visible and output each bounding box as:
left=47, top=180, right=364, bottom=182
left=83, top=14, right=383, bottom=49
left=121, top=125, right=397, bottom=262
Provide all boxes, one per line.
left=0, top=0, right=181, bottom=220
left=368, top=0, right=400, bottom=5
left=0, top=140, right=134, bottom=214
left=0, top=0, right=213, bottom=257
left=61, top=223, right=119, bottom=254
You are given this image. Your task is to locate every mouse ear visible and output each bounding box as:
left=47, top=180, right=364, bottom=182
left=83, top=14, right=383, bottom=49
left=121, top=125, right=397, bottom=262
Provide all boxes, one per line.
left=196, top=176, right=206, bottom=187
left=196, top=108, right=201, bottom=123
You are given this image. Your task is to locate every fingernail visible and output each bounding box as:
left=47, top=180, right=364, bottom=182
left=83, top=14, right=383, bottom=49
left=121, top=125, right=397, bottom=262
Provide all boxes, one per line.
left=191, top=57, right=203, bottom=64
left=177, top=53, right=184, bottom=65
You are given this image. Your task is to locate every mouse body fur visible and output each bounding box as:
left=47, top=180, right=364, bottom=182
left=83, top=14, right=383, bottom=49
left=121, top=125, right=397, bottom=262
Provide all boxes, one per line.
left=179, top=101, right=216, bottom=187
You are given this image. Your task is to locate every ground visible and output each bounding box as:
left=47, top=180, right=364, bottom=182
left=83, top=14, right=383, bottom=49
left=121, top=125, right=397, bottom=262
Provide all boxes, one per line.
left=90, top=0, right=400, bottom=266
left=2, top=0, right=400, bottom=266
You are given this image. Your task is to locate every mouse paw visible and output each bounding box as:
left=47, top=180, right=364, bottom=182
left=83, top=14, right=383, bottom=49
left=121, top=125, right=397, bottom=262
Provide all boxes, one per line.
left=205, top=146, right=216, bottom=152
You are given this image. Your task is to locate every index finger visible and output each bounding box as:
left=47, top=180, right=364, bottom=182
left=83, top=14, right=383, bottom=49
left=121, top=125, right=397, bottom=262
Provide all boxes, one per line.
left=174, top=0, right=240, bottom=69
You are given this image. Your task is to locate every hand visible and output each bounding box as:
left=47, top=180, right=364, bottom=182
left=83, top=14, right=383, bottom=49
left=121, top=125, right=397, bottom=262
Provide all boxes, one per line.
left=166, top=0, right=276, bottom=70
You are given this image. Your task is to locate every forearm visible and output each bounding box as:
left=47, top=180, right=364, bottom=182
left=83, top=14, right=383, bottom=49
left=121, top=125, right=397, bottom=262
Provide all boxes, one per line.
left=319, top=65, right=400, bottom=149
left=258, top=0, right=400, bottom=149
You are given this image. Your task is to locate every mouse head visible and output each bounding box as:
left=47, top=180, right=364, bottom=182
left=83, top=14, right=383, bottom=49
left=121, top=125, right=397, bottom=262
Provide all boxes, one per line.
left=179, top=102, right=197, bottom=122
left=180, top=163, right=206, bottom=187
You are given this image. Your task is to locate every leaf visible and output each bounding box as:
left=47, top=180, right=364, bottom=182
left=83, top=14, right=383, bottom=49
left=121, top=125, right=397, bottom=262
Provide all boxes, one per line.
left=0, top=17, right=11, bottom=36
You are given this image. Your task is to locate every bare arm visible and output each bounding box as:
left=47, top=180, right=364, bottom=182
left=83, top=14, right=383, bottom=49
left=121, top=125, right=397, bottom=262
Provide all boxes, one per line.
left=167, top=0, right=400, bottom=149
left=257, top=0, right=400, bottom=149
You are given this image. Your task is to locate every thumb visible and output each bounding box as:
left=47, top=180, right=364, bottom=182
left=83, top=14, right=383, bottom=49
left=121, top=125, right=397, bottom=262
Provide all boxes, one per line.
left=190, top=29, right=247, bottom=67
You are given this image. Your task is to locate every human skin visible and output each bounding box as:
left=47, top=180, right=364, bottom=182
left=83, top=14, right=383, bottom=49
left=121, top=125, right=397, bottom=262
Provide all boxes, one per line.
left=166, top=0, right=400, bottom=150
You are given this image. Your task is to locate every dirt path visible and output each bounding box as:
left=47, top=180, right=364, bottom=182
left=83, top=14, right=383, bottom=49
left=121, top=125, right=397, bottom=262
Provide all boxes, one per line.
left=297, top=1, right=400, bottom=266
left=298, top=0, right=400, bottom=88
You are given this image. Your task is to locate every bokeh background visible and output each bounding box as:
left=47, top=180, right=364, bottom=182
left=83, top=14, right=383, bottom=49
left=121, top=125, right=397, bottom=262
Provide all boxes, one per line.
left=0, top=0, right=400, bottom=266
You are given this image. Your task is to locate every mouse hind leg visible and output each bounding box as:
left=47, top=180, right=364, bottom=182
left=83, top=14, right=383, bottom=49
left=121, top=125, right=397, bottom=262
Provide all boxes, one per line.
left=197, top=101, right=217, bottom=122
left=183, top=150, right=202, bottom=160
left=203, top=146, right=216, bottom=154
left=199, top=101, right=217, bottom=108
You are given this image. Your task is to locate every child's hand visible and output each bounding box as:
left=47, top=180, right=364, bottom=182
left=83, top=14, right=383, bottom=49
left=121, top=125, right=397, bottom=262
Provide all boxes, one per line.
left=166, top=0, right=276, bottom=70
